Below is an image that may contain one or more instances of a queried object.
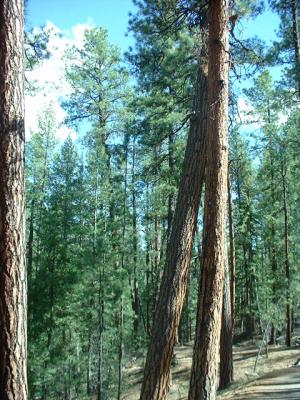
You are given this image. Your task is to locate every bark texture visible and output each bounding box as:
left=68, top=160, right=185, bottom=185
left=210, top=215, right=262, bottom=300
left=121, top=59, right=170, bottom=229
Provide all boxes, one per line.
left=188, top=0, right=229, bottom=399
left=139, top=44, right=208, bottom=400
left=0, top=0, right=27, bottom=399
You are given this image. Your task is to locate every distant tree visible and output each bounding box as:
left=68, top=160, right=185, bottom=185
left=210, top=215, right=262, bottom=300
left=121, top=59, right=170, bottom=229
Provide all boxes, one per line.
left=269, top=0, right=300, bottom=98
left=0, top=0, right=27, bottom=398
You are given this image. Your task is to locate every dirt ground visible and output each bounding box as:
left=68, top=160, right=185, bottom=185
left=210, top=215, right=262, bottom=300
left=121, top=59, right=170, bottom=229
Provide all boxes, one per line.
left=123, top=340, right=300, bottom=399
left=225, top=366, right=300, bottom=399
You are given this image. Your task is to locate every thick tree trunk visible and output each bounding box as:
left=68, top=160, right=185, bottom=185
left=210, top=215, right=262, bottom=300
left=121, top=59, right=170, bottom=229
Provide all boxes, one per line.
left=139, top=37, right=208, bottom=400
left=188, top=1, right=229, bottom=399
left=0, top=0, right=27, bottom=398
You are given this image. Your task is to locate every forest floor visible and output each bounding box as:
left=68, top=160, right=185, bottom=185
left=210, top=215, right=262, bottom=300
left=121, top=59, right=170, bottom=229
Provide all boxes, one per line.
left=123, top=337, right=300, bottom=399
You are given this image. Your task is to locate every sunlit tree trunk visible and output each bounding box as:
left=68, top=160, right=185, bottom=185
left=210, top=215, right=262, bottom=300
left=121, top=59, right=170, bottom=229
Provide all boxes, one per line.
left=0, top=0, right=27, bottom=398
left=139, top=33, right=208, bottom=400
left=188, top=0, right=229, bottom=398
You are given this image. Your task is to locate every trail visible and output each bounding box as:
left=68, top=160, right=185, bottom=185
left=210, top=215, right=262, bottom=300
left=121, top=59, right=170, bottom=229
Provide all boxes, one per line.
left=124, top=342, right=300, bottom=399
left=230, top=367, right=300, bottom=399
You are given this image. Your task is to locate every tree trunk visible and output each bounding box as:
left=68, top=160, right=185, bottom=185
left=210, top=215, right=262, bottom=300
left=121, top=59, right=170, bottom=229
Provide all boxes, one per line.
left=268, top=113, right=278, bottom=345
left=117, top=136, right=129, bottom=399
left=185, top=270, right=191, bottom=342
left=86, top=326, right=92, bottom=397
left=27, top=199, right=35, bottom=293
left=188, top=0, right=229, bottom=399
left=227, top=164, right=236, bottom=331
left=167, top=130, right=175, bottom=236
left=97, top=269, right=104, bottom=400
left=145, top=183, right=152, bottom=336
left=291, top=0, right=300, bottom=98
left=139, top=34, right=208, bottom=400
left=131, top=138, right=140, bottom=335
left=117, top=298, right=124, bottom=400
left=281, top=161, right=291, bottom=347
left=0, top=0, right=27, bottom=398
left=219, top=252, right=233, bottom=390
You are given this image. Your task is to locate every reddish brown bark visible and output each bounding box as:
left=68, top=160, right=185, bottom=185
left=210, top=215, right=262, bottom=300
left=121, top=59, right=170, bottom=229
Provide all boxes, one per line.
left=139, top=43, right=208, bottom=400
left=188, top=0, right=229, bottom=399
left=0, top=0, right=27, bottom=398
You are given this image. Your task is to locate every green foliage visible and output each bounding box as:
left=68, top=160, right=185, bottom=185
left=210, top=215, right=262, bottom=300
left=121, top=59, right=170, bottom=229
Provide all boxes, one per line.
left=26, top=1, right=300, bottom=398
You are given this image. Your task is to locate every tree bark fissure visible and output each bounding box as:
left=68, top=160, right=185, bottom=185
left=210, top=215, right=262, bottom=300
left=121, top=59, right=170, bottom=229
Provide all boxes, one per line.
left=139, top=34, right=208, bottom=400
left=188, top=0, right=229, bottom=399
left=0, top=0, right=27, bottom=398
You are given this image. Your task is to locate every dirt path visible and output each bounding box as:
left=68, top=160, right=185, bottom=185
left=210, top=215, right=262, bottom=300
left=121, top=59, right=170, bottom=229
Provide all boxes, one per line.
left=123, top=342, right=300, bottom=399
left=227, top=366, right=300, bottom=399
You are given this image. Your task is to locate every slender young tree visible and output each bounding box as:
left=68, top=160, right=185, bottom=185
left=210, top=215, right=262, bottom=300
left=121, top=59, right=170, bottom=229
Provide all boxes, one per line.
left=280, top=154, right=292, bottom=346
left=0, top=0, right=27, bottom=398
left=189, top=0, right=229, bottom=399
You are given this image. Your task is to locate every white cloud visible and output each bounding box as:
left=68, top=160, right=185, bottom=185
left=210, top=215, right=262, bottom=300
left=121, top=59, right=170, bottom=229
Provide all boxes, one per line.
left=237, top=97, right=290, bottom=128
left=237, top=97, right=261, bottom=127
left=69, top=19, right=94, bottom=49
left=278, top=112, right=288, bottom=125
left=25, top=20, right=94, bottom=141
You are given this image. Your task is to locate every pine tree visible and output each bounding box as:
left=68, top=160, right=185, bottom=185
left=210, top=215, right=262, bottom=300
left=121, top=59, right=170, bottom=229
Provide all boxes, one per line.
left=188, top=1, right=229, bottom=399
left=0, top=0, right=27, bottom=397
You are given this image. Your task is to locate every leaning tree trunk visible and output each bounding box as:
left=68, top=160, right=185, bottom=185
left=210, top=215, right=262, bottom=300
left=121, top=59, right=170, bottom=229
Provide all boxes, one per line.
left=0, top=0, right=27, bottom=398
left=188, top=0, right=229, bottom=399
left=139, top=36, right=208, bottom=400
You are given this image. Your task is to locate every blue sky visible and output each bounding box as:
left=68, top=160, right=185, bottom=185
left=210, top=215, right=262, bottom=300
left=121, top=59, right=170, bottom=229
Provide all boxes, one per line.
left=26, top=0, right=137, bottom=52
left=25, top=1, right=282, bottom=142
left=27, top=0, right=280, bottom=53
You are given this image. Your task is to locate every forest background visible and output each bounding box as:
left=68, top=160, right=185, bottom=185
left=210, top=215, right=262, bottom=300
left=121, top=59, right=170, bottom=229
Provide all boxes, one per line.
left=23, top=0, right=300, bottom=399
